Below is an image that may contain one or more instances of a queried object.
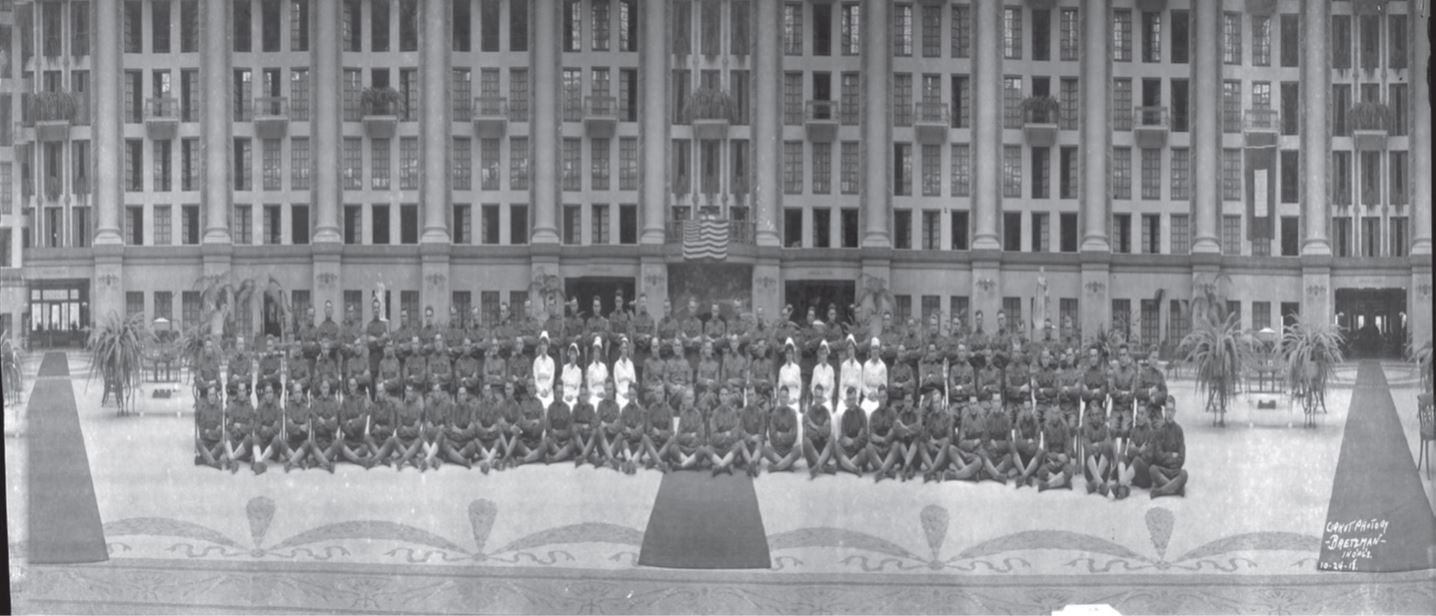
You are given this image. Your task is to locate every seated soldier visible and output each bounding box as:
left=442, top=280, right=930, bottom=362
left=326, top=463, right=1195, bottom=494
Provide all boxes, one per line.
left=195, top=385, right=227, bottom=470
left=302, top=379, right=340, bottom=472
left=642, top=337, right=668, bottom=398
left=418, top=383, right=451, bottom=469
left=223, top=382, right=256, bottom=473
left=1032, top=349, right=1059, bottom=426
left=472, top=383, right=506, bottom=473
left=617, top=382, right=648, bottom=474
left=252, top=383, right=287, bottom=475
left=510, top=380, right=548, bottom=467
left=1004, top=351, right=1032, bottom=421
left=695, top=341, right=722, bottom=398
left=286, top=345, right=312, bottom=399
left=737, top=384, right=770, bottom=477
left=1149, top=402, right=1188, bottom=498
left=369, top=384, right=403, bottom=468
left=889, top=344, right=917, bottom=401
left=891, top=391, right=924, bottom=481
left=404, top=337, right=430, bottom=394
left=866, top=386, right=900, bottom=482
left=195, top=339, right=224, bottom=405
left=257, top=337, right=284, bottom=395
left=443, top=385, right=479, bottom=466
left=721, top=337, right=750, bottom=395
left=670, top=389, right=707, bottom=470
left=455, top=339, right=482, bottom=394
left=343, top=338, right=372, bottom=399
left=313, top=340, right=342, bottom=396
left=377, top=344, right=404, bottom=398
left=918, top=344, right=945, bottom=396
left=836, top=387, right=870, bottom=477
left=707, top=386, right=742, bottom=476
left=429, top=336, right=454, bottom=394
left=1081, top=398, right=1114, bottom=496
left=596, top=381, right=624, bottom=470
left=481, top=343, right=507, bottom=390
left=946, top=392, right=984, bottom=482
left=642, top=386, right=675, bottom=471
left=392, top=383, right=427, bottom=471
left=1012, top=404, right=1043, bottom=488
left=802, top=384, right=837, bottom=478
left=979, top=397, right=1015, bottom=484
left=282, top=381, right=314, bottom=473
left=919, top=390, right=953, bottom=483
left=544, top=381, right=577, bottom=464
left=1038, top=407, right=1075, bottom=491
left=572, top=381, right=601, bottom=468
left=495, top=380, right=523, bottom=468
left=764, top=385, right=801, bottom=472
left=339, top=377, right=376, bottom=468
left=227, top=336, right=254, bottom=397
left=1056, top=353, right=1084, bottom=442
left=665, top=340, right=694, bottom=403
left=1119, top=403, right=1159, bottom=496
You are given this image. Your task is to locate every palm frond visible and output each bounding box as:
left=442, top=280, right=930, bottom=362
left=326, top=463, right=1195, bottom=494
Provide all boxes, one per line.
left=1278, top=314, right=1345, bottom=392
left=1179, top=311, right=1250, bottom=420
left=87, top=311, right=154, bottom=414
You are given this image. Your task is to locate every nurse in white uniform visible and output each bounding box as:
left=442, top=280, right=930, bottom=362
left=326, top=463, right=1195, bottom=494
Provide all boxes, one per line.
left=612, top=336, right=637, bottom=408
left=532, top=332, right=557, bottom=408
left=586, top=337, right=610, bottom=408
left=561, top=342, right=584, bottom=410
left=810, top=340, right=836, bottom=413
left=838, top=335, right=863, bottom=410
left=861, top=337, right=888, bottom=414
left=777, top=338, right=804, bottom=411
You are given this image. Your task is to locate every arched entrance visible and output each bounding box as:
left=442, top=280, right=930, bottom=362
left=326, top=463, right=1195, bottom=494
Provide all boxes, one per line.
left=1334, top=288, right=1407, bottom=359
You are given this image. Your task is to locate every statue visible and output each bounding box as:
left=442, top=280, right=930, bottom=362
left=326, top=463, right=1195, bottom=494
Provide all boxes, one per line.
left=1035, top=267, right=1049, bottom=332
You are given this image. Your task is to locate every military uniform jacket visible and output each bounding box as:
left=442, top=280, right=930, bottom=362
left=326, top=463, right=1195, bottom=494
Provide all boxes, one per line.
left=977, top=366, right=1004, bottom=400
left=868, top=404, right=896, bottom=441
left=1153, top=422, right=1186, bottom=468
left=225, top=400, right=255, bottom=434
left=839, top=406, right=868, bottom=443
left=197, top=400, right=224, bottom=438
left=893, top=402, right=923, bottom=443
left=768, top=405, right=799, bottom=449
left=739, top=403, right=768, bottom=438
left=227, top=351, right=253, bottom=381
left=949, top=360, right=976, bottom=400
left=676, top=405, right=706, bottom=446
left=708, top=405, right=740, bottom=448
left=1033, top=366, right=1059, bottom=404
left=923, top=407, right=954, bottom=443
left=646, top=400, right=674, bottom=436
left=619, top=401, right=646, bottom=437
left=340, top=396, right=369, bottom=438
left=642, top=356, right=667, bottom=391
left=545, top=400, right=573, bottom=436
left=311, top=396, right=341, bottom=437
left=696, top=358, right=721, bottom=388
left=594, top=399, right=620, bottom=434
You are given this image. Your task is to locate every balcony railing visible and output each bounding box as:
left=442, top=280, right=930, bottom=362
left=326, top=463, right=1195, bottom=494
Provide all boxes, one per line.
left=473, top=96, right=508, bottom=118
left=805, top=100, right=840, bottom=143
left=253, top=97, right=290, bottom=139
left=254, top=96, right=288, bottom=118
left=914, top=101, right=950, bottom=144
left=1133, top=106, right=1169, bottom=129
left=665, top=219, right=757, bottom=245
left=806, top=100, right=839, bottom=122
left=145, top=97, right=178, bottom=120
left=1243, top=108, right=1280, bottom=131
left=584, top=95, right=618, bottom=138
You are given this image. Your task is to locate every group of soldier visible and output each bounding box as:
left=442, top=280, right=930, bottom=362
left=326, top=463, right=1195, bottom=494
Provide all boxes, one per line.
left=189, top=291, right=1188, bottom=499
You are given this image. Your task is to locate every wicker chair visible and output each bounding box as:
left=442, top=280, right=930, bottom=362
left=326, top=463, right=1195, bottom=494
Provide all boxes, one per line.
left=1418, top=392, right=1434, bottom=480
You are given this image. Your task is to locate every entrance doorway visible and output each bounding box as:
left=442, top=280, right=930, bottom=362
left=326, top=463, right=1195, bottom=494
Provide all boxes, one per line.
left=1334, top=288, right=1407, bottom=358
left=28, top=279, right=89, bottom=348
left=784, top=280, right=857, bottom=325
left=564, top=277, right=637, bottom=318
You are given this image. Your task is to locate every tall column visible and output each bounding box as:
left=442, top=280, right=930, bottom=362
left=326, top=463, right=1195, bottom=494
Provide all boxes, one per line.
left=91, top=0, right=125, bottom=323
left=970, top=0, right=1002, bottom=252
left=419, top=0, right=452, bottom=318
left=639, top=0, right=669, bottom=246
left=529, top=0, right=561, bottom=245
left=1078, top=0, right=1112, bottom=341
left=312, top=0, right=341, bottom=245
left=861, top=0, right=891, bottom=249
left=200, top=0, right=233, bottom=245
left=310, top=0, right=343, bottom=322
left=1189, top=0, right=1222, bottom=255
left=1410, top=9, right=1432, bottom=348
left=1299, top=1, right=1332, bottom=329
left=753, top=0, right=783, bottom=249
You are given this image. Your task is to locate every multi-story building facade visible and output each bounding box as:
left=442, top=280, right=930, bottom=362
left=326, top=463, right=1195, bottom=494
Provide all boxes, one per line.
left=2, top=0, right=1430, bottom=356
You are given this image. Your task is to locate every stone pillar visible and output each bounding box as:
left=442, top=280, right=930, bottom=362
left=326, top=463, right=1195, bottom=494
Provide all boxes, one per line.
left=91, top=0, right=126, bottom=322
left=1299, top=0, right=1332, bottom=328
left=861, top=0, right=891, bottom=249
left=1189, top=0, right=1222, bottom=255
left=970, top=0, right=1002, bottom=252
left=312, top=0, right=341, bottom=245
left=419, top=0, right=452, bottom=318
left=1077, top=0, right=1112, bottom=339
left=639, top=0, right=669, bottom=247
left=1410, top=9, right=1432, bottom=348
left=529, top=0, right=561, bottom=245
left=311, top=0, right=343, bottom=321
left=753, top=0, right=783, bottom=248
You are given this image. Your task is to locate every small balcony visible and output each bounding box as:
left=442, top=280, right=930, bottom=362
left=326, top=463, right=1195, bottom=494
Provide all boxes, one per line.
left=1135, top=0, right=1166, bottom=12
left=144, top=97, right=179, bottom=140
left=913, top=101, right=950, bottom=145
left=26, top=91, right=78, bottom=143
left=253, top=96, right=289, bottom=140
left=1349, top=102, right=1390, bottom=152
left=584, top=95, right=618, bottom=139
left=1243, top=108, right=1280, bottom=149
left=1021, top=96, right=1060, bottom=147
left=1245, top=0, right=1277, bottom=16
left=360, top=87, right=402, bottom=139
left=804, top=100, right=839, bottom=143
left=472, top=96, right=509, bottom=138
left=666, top=219, right=757, bottom=245
left=1132, top=106, right=1169, bottom=148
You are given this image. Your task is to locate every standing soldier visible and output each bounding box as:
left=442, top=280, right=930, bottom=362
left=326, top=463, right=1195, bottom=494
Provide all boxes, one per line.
left=642, top=337, right=667, bottom=398
left=657, top=298, right=680, bottom=346
left=1032, top=349, right=1059, bottom=425
left=610, top=291, right=631, bottom=341
left=317, top=301, right=341, bottom=344
left=703, top=302, right=727, bottom=343
left=467, top=305, right=488, bottom=345
left=679, top=298, right=704, bottom=352
left=631, top=294, right=656, bottom=351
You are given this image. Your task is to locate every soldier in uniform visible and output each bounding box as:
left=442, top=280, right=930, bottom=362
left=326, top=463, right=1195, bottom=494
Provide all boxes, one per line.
left=402, top=336, right=430, bottom=393
left=749, top=339, right=776, bottom=393
left=586, top=297, right=611, bottom=346
left=510, top=380, right=548, bottom=467
left=656, top=298, right=679, bottom=345
left=496, top=381, right=524, bottom=468
left=341, top=302, right=362, bottom=344
left=609, top=291, right=631, bottom=340
left=670, top=389, right=707, bottom=470
left=695, top=340, right=722, bottom=398
left=368, top=384, right=402, bottom=468
left=339, top=377, right=376, bottom=468
left=455, top=338, right=482, bottom=394
left=918, top=343, right=945, bottom=397
left=679, top=298, right=704, bottom=352
left=443, top=385, right=479, bottom=468
left=428, top=335, right=455, bottom=394
left=643, top=387, right=675, bottom=471
left=195, top=385, right=227, bottom=469
left=765, top=384, right=802, bottom=472
left=618, top=383, right=648, bottom=473
left=223, top=382, right=256, bottom=473
left=1056, top=351, right=1084, bottom=442
left=703, top=302, right=727, bottom=343
left=313, top=339, right=341, bottom=395
left=890, top=391, right=924, bottom=481
left=376, top=343, right=404, bottom=396
left=482, top=341, right=507, bottom=389
left=1003, top=351, right=1032, bottom=422
left=195, top=339, right=224, bottom=403
left=1117, top=403, right=1157, bottom=497
left=866, top=386, right=899, bottom=482
left=317, top=301, right=341, bottom=343
left=285, top=344, right=311, bottom=397
left=472, top=384, right=506, bottom=473
left=544, top=381, right=577, bottom=464
left=1081, top=394, right=1114, bottom=495
left=506, top=336, right=532, bottom=387
left=642, top=337, right=667, bottom=397
left=737, top=384, right=769, bottom=477
left=706, top=386, right=742, bottom=476
left=835, top=387, right=870, bottom=476
left=295, top=305, right=319, bottom=357
left=225, top=336, right=253, bottom=396
left=573, top=381, right=602, bottom=468
left=307, top=378, right=341, bottom=473
left=392, top=383, right=426, bottom=471
left=1032, top=349, right=1059, bottom=426
left=1013, top=406, right=1043, bottom=488
left=1149, top=402, right=1188, bottom=498
left=1038, top=408, right=1075, bottom=491
left=665, top=339, right=694, bottom=404
left=252, top=382, right=287, bottom=474
left=947, top=390, right=985, bottom=482
left=630, top=295, right=655, bottom=350
left=802, top=384, right=837, bottom=477
left=919, top=391, right=953, bottom=482
left=422, top=383, right=466, bottom=469
left=976, top=392, right=1015, bottom=484
left=889, top=343, right=918, bottom=401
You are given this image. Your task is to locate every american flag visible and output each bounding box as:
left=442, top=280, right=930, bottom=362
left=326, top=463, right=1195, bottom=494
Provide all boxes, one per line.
left=682, top=218, right=730, bottom=261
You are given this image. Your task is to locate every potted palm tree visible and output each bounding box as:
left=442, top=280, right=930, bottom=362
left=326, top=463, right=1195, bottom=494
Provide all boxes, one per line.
left=88, top=311, right=154, bottom=416
left=1179, top=311, right=1248, bottom=427
left=683, top=87, right=735, bottom=141
left=1279, top=314, right=1345, bottom=423
left=1349, top=101, right=1390, bottom=151
left=361, top=86, right=403, bottom=139
left=1021, top=95, right=1060, bottom=147
left=193, top=273, right=258, bottom=341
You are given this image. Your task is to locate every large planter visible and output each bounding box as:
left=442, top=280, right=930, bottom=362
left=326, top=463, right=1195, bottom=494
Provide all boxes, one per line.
left=1023, top=123, right=1057, bottom=147
left=1352, top=129, right=1388, bottom=151
left=1245, top=0, right=1277, bottom=16
left=35, top=120, right=71, bottom=142
left=363, top=115, right=398, bottom=139
left=691, top=118, right=730, bottom=141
